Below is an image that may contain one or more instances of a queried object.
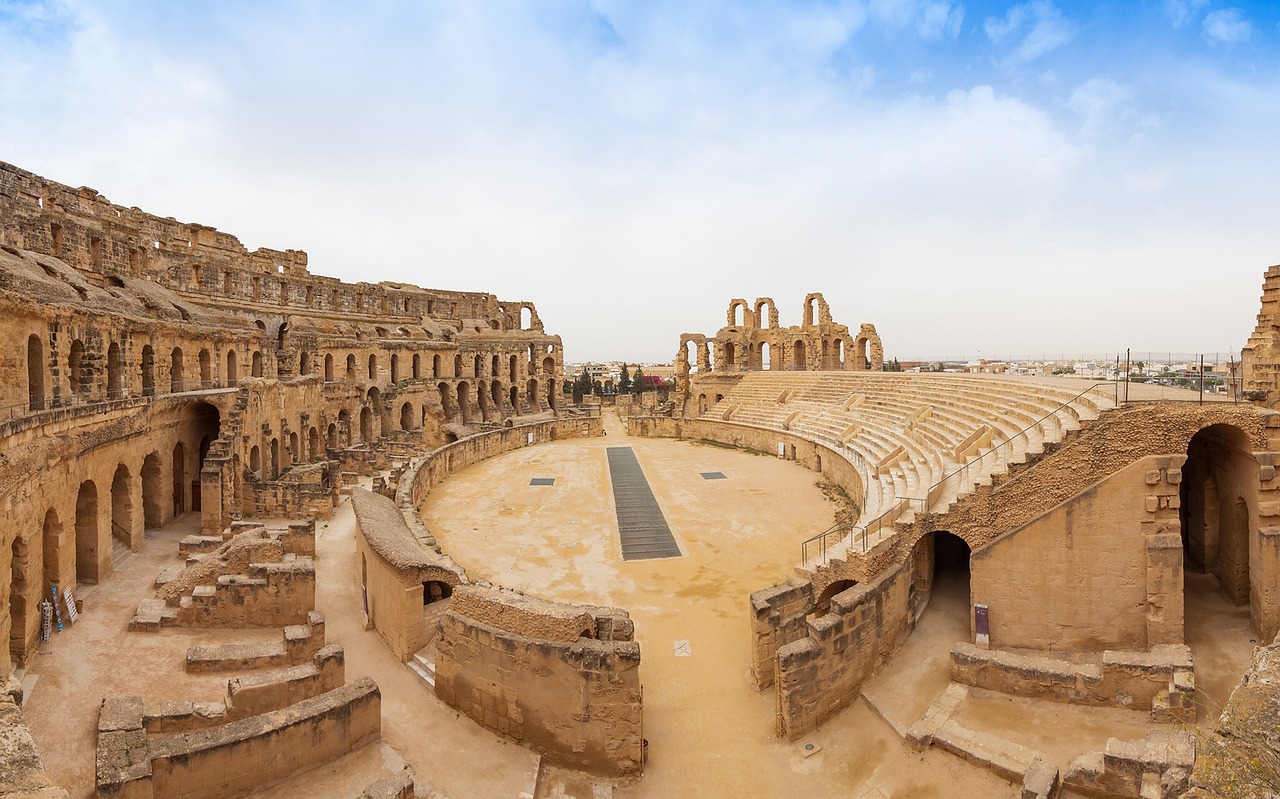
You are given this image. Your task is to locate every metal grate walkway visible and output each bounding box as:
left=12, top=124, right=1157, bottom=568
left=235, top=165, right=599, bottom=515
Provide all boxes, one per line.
left=606, top=447, right=681, bottom=561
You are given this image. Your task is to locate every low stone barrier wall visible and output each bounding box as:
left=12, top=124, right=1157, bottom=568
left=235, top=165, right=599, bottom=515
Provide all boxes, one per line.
left=774, top=563, right=912, bottom=740
left=352, top=488, right=463, bottom=661
left=950, top=642, right=1193, bottom=715
left=185, top=611, right=325, bottom=672
left=434, top=585, right=643, bottom=776
left=624, top=416, right=864, bottom=513
left=97, top=678, right=381, bottom=799
left=395, top=417, right=603, bottom=546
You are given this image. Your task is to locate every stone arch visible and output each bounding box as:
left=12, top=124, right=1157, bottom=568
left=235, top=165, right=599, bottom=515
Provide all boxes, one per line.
left=509, top=354, right=519, bottom=382
left=326, top=423, right=338, bottom=451
left=251, top=350, right=263, bottom=378
left=759, top=341, right=772, bottom=371
left=75, top=480, right=99, bottom=585
left=433, top=354, right=441, bottom=378
left=140, top=345, right=155, bottom=396
left=412, top=353, right=422, bottom=380
left=510, top=385, right=519, bottom=410
left=170, top=347, right=184, bottom=393
left=909, top=530, right=971, bottom=625
left=753, top=297, right=779, bottom=329
left=491, top=380, right=503, bottom=413
left=368, top=354, right=378, bottom=381
left=199, top=348, right=212, bottom=387
left=1182, top=424, right=1256, bottom=623
left=68, top=339, right=86, bottom=396
left=172, top=442, right=186, bottom=515
left=547, top=378, right=557, bottom=410
left=27, top=334, right=45, bottom=411
left=542, top=356, right=555, bottom=375
left=42, top=509, right=63, bottom=595
left=726, top=298, right=750, bottom=328
left=454, top=354, right=463, bottom=378
left=390, top=353, right=400, bottom=383
left=323, top=353, right=333, bottom=381
left=457, top=382, right=473, bottom=424
left=723, top=341, right=736, bottom=370
left=359, top=407, right=373, bottom=442
left=288, top=431, right=299, bottom=465
left=400, top=401, right=415, bottom=430
left=697, top=393, right=708, bottom=415
left=802, top=292, right=831, bottom=327
left=141, top=453, right=163, bottom=528
left=107, top=341, right=123, bottom=398
left=309, top=426, right=320, bottom=459
left=814, top=579, right=857, bottom=618
left=346, top=354, right=356, bottom=379
left=527, top=378, right=538, bottom=409
left=792, top=339, right=806, bottom=371
left=299, top=351, right=311, bottom=377
left=110, top=464, right=132, bottom=549
left=249, top=445, right=262, bottom=478
left=227, top=349, right=239, bottom=385
left=270, top=438, right=281, bottom=478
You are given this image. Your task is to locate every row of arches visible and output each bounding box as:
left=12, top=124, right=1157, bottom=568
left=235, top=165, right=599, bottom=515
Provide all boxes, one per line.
left=9, top=408, right=219, bottom=665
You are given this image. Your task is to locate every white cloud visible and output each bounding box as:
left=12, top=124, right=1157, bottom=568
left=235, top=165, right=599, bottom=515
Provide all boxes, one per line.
left=916, top=1, right=964, bottom=40
left=1067, top=77, right=1131, bottom=138
left=985, top=1, right=1077, bottom=66
left=1202, top=8, right=1252, bottom=45
left=1164, top=0, right=1210, bottom=28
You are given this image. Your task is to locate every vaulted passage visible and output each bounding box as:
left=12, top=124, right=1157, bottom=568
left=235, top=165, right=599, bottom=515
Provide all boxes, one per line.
left=605, top=447, right=681, bottom=561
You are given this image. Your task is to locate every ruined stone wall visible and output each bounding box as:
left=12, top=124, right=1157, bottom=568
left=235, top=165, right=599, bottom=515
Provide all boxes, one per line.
left=1242, top=264, right=1280, bottom=407
left=773, top=565, right=913, bottom=741
left=0, top=162, right=568, bottom=675
left=434, top=585, right=643, bottom=776
left=970, top=455, right=1185, bottom=651
left=97, top=678, right=381, bottom=799
left=351, top=488, right=462, bottom=661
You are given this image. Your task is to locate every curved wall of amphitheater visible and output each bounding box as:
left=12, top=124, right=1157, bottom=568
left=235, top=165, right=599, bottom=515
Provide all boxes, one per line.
left=0, top=161, right=565, bottom=675
left=646, top=366, right=1280, bottom=740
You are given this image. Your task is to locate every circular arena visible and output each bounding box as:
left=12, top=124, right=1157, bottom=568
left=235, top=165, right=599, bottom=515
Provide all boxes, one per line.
left=0, top=162, right=1278, bottom=799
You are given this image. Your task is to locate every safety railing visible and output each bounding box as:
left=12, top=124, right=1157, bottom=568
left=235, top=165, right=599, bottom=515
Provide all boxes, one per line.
left=921, top=382, right=1117, bottom=513
left=0, top=384, right=239, bottom=425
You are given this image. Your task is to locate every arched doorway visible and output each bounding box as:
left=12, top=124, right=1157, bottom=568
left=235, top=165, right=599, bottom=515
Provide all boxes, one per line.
left=111, top=464, right=132, bottom=548
left=142, top=453, right=163, bottom=527
left=338, top=409, right=351, bottom=446
left=75, top=480, right=99, bottom=585
left=27, top=334, right=45, bottom=410
left=910, top=531, right=972, bottom=635
left=424, top=580, right=453, bottom=604
left=107, top=342, right=123, bottom=398
left=170, top=347, right=184, bottom=393
left=1182, top=425, right=1257, bottom=641
left=199, top=348, right=212, bottom=387
left=359, top=407, right=373, bottom=442
left=252, top=350, right=263, bottom=378
left=812, top=579, right=857, bottom=619
left=308, top=426, right=320, bottom=460
left=172, top=443, right=186, bottom=515
left=323, top=353, right=333, bottom=381
left=760, top=341, right=771, bottom=371
left=227, top=349, right=238, bottom=385
left=68, top=339, right=85, bottom=396
left=792, top=340, right=806, bottom=371
left=457, top=382, right=472, bottom=424
left=270, top=438, right=280, bottom=478
left=400, top=402, right=414, bottom=430
left=140, top=345, right=155, bottom=396
left=42, top=509, right=63, bottom=596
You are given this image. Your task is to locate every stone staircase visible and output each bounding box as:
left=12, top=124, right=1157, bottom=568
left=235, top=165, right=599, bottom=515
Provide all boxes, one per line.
left=408, top=646, right=436, bottom=690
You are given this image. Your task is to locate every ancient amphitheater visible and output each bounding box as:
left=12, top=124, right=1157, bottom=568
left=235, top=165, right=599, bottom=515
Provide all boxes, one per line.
left=1, top=161, right=1278, bottom=798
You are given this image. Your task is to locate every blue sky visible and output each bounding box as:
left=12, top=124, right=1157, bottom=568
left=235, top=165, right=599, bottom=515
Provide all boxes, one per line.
left=1, top=1, right=1277, bottom=362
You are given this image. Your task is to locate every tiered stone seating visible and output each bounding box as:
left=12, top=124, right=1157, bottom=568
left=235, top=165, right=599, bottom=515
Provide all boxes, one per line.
left=701, top=372, right=1115, bottom=563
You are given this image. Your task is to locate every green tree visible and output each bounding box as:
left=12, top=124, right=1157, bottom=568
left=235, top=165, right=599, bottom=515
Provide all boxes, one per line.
left=619, top=364, right=632, bottom=395
left=633, top=367, right=646, bottom=393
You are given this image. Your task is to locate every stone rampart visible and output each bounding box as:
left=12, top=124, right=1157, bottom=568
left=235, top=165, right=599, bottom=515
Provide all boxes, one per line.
left=434, top=585, right=643, bottom=776
left=97, top=677, right=381, bottom=799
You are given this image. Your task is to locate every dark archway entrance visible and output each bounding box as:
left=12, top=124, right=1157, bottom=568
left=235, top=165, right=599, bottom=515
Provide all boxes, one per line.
left=910, top=530, right=971, bottom=629
left=1181, top=424, right=1254, bottom=611
left=75, top=480, right=99, bottom=585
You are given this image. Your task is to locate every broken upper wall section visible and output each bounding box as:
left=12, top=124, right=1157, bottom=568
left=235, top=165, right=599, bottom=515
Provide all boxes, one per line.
left=0, top=161, right=545, bottom=333
left=675, top=292, right=884, bottom=384
left=1242, top=264, right=1280, bottom=407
